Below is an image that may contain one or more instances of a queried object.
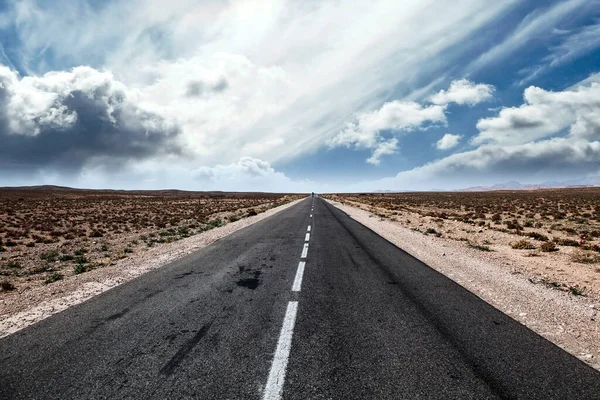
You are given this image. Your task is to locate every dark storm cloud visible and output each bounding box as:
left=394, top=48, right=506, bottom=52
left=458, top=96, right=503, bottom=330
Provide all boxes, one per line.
left=0, top=76, right=184, bottom=174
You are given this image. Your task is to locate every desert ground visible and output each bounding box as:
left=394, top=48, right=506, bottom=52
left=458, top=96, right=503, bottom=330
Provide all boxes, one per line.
left=326, top=188, right=600, bottom=300
left=0, top=187, right=302, bottom=294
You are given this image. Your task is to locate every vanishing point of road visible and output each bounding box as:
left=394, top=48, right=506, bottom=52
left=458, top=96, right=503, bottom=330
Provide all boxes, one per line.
left=1, top=197, right=600, bottom=399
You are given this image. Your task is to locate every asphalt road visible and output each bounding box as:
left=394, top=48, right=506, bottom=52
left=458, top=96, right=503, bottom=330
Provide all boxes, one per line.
left=1, top=197, right=600, bottom=399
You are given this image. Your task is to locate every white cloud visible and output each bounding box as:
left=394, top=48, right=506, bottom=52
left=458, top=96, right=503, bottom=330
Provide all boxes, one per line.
left=329, top=78, right=493, bottom=164
left=328, top=101, right=446, bottom=164
left=436, top=134, right=462, bottom=150
left=350, top=79, right=600, bottom=191
left=4, top=0, right=515, bottom=169
left=367, top=139, right=398, bottom=165
left=474, top=82, right=600, bottom=145
left=430, top=79, right=495, bottom=106
left=4, top=156, right=321, bottom=193
left=126, top=157, right=317, bottom=193
left=191, top=157, right=302, bottom=192
left=5, top=1, right=597, bottom=192
left=363, top=138, right=600, bottom=191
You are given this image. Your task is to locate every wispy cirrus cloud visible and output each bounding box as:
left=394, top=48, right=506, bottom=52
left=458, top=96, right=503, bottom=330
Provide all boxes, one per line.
left=466, top=0, right=594, bottom=74
left=518, top=21, right=600, bottom=85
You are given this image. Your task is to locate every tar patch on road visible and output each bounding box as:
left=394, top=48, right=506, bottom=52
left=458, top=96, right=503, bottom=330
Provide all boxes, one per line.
left=237, top=271, right=262, bottom=290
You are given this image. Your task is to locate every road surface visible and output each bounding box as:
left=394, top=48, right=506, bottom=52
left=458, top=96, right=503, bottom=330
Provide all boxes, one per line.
left=1, top=197, right=600, bottom=399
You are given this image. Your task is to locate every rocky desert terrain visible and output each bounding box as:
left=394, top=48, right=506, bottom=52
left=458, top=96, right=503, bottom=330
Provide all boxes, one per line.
left=0, top=187, right=302, bottom=294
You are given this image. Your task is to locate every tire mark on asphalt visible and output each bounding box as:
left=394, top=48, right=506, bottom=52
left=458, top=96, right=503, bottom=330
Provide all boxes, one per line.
left=105, top=308, right=130, bottom=322
left=160, top=322, right=213, bottom=376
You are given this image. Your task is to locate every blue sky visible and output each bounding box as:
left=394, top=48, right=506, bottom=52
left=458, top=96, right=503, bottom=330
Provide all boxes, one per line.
left=0, top=0, right=599, bottom=192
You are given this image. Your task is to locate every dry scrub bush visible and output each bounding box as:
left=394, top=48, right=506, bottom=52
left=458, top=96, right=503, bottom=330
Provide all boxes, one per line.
left=570, top=250, right=600, bottom=264
left=540, top=242, right=558, bottom=252
left=511, top=240, right=536, bottom=250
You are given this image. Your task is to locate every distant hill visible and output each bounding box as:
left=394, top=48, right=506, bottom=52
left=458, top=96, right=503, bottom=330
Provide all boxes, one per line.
left=371, top=178, right=600, bottom=193
left=461, top=179, right=600, bottom=192
left=0, top=185, right=299, bottom=198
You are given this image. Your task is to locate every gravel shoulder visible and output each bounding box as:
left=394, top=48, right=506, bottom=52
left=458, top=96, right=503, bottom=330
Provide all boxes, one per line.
left=0, top=198, right=304, bottom=338
left=327, top=199, right=600, bottom=371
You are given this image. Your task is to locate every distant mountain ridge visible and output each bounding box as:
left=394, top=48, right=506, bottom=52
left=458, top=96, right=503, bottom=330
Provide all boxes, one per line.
left=460, top=178, right=600, bottom=192
left=372, top=178, right=600, bottom=193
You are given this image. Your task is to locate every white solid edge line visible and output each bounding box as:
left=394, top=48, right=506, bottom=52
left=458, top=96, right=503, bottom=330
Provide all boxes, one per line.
left=304, top=233, right=310, bottom=242
left=301, top=243, right=309, bottom=258
left=263, top=301, right=299, bottom=400
left=307, top=225, right=311, bottom=232
left=291, top=261, right=306, bottom=292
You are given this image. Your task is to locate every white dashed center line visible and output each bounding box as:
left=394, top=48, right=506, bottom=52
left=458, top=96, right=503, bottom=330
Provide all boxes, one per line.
left=301, top=243, right=309, bottom=258
left=262, top=199, right=315, bottom=399
left=262, top=301, right=299, bottom=400
left=291, top=261, right=306, bottom=292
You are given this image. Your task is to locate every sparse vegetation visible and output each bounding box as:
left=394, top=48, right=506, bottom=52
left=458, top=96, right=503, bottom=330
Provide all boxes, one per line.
left=570, top=250, right=600, bottom=264
left=326, top=189, right=600, bottom=243
left=468, top=241, right=493, bottom=252
left=74, top=248, right=88, bottom=256
left=1, top=280, right=15, bottom=291
left=0, top=187, right=300, bottom=288
left=511, top=239, right=536, bottom=250
left=569, top=285, right=586, bottom=296
left=74, top=256, right=88, bottom=264
left=553, top=238, right=580, bottom=247
left=523, top=232, right=548, bottom=242
left=540, top=242, right=558, bottom=252
left=73, top=263, right=94, bottom=275
left=44, top=272, right=63, bottom=284
left=40, top=250, right=60, bottom=262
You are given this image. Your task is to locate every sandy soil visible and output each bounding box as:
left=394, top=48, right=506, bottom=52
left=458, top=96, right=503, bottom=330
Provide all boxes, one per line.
left=327, top=199, right=600, bottom=371
left=0, top=198, right=304, bottom=338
